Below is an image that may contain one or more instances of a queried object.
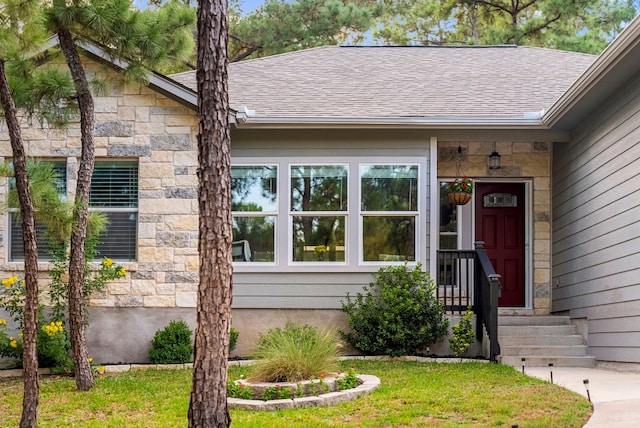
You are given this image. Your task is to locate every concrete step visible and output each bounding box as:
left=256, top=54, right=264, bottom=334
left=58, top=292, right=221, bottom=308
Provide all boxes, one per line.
left=500, top=345, right=589, bottom=357
left=497, top=316, right=595, bottom=368
left=499, top=315, right=571, bottom=326
left=499, top=355, right=596, bottom=368
left=499, top=325, right=577, bottom=336
left=499, top=335, right=585, bottom=346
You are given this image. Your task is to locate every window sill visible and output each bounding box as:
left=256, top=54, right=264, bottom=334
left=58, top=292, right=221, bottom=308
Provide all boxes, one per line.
left=2, top=261, right=138, bottom=273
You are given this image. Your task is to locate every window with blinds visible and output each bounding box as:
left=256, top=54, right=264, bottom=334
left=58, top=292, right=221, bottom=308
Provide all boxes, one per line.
left=9, top=161, right=67, bottom=261
left=90, top=161, right=138, bottom=261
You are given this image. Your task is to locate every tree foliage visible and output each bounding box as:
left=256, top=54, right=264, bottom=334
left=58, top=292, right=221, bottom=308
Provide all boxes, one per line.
left=230, top=0, right=379, bottom=58
left=373, top=0, right=637, bottom=53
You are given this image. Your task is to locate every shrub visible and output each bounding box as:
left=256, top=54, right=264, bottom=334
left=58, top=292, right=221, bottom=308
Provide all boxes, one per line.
left=248, top=322, right=341, bottom=383
left=229, top=327, right=239, bottom=353
left=449, top=308, right=476, bottom=359
left=1, top=308, right=72, bottom=372
left=149, top=320, right=193, bottom=364
left=341, top=263, right=449, bottom=356
left=38, top=320, right=73, bottom=372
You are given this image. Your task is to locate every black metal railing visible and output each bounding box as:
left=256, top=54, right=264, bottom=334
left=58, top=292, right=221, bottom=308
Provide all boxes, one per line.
left=436, top=241, right=501, bottom=362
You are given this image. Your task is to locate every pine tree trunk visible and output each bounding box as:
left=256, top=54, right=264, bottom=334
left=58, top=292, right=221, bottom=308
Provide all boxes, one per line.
left=188, top=0, right=233, bottom=426
left=57, top=26, right=96, bottom=392
left=0, top=58, right=40, bottom=428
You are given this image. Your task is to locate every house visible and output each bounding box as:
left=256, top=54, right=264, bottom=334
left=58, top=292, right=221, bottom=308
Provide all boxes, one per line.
left=1, top=15, right=639, bottom=369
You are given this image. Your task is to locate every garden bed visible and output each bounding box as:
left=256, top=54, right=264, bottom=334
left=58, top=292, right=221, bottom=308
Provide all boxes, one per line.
left=227, top=374, right=380, bottom=410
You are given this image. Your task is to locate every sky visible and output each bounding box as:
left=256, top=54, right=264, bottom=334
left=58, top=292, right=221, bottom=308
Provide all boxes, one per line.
left=133, top=0, right=265, bottom=14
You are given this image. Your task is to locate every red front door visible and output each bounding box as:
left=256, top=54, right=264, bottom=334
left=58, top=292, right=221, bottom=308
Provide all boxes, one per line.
left=475, top=183, right=526, bottom=307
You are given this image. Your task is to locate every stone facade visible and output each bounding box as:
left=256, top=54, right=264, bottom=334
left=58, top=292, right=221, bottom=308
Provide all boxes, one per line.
left=438, top=141, right=552, bottom=315
left=0, top=58, right=200, bottom=312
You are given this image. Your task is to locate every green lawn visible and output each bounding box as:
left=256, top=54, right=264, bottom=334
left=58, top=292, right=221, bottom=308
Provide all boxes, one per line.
left=0, top=360, right=591, bottom=427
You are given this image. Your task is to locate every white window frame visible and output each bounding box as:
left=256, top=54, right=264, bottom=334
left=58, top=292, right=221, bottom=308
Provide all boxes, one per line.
left=288, top=163, right=349, bottom=266
left=231, top=164, right=278, bottom=265
left=232, top=156, right=427, bottom=273
left=359, top=163, right=421, bottom=266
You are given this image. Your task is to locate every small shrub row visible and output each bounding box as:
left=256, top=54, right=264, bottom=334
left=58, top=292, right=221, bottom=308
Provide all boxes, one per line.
left=149, top=320, right=239, bottom=364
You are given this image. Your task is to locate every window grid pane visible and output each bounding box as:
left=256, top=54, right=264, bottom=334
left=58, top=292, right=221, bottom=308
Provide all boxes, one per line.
left=292, top=215, right=346, bottom=262
left=90, top=161, right=138, bottom=208
left=95, top=212, right=137, bottom=260
left=9, top=213, right=58, bottom=260
left=290, top=165, right=348, bottom=212
left=362, top=215, right=416, bottom=262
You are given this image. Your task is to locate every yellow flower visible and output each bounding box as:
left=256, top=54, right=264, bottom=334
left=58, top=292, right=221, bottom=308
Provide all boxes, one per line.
left=118, top=268, right=126, bottom=277
left=55, top=321, right=63, bottom=327
left=1, top=276, right=16, bottom=288
left=18, top=332, right=23, bottom=338
left=102, top=258, right=113, bottom=267
left=0, top=319, right=6, bottom=325
left=9, top=336, right=14, bottom=341
left=9, top=340, right=17, bottom=348
left=88, top=357, right=93, bottom=363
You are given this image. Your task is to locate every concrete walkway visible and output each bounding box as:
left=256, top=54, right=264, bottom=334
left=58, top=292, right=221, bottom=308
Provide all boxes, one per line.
left=525, top=367, right=640, bottom=427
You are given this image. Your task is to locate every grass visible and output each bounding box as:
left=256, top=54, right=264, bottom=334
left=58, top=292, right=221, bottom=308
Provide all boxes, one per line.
left=0, top=361, right=592, bottom=427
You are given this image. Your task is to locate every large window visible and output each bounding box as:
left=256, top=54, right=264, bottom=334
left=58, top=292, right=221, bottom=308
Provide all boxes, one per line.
left=9, top=161, right=67, bottom=261
left=361, top=165, right=418, bottom=262
left=232, top=159, right=424, bottom=269
left=90, top=161, right=138, bottom=261
left=290, top=165, right=347, bottom=263
left=231, top=165, right=277, bottom=262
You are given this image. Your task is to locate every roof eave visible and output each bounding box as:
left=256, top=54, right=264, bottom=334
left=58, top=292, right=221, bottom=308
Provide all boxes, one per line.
left=40, top=35, right=199, bottom=111
left=232, top=115, right=546, bottom=130
left=542, top=15, right=640, bottom=129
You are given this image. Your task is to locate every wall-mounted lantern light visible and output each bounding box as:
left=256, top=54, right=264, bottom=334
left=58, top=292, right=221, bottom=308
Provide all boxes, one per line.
left=489, top=142, right=501, bottom=170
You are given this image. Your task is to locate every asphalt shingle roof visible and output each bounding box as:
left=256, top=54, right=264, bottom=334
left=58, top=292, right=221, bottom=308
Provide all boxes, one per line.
left=171, top=45, right=595, bottom=119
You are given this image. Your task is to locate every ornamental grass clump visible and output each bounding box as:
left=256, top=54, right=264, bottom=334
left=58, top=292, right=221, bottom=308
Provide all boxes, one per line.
left=341, top=263, right=449, bottom=356
left=249, top=322, right=341, bottom=383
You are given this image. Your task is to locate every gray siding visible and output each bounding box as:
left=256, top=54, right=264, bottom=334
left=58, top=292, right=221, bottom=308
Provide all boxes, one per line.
left=234, top=272, right=375, bottom=309
left=552, top=74, right=640, bottom=364
left=230, top=129, right=432, bottom=309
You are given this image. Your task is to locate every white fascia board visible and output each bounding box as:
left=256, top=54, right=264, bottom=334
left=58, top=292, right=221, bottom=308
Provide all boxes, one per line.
left=232, top=115, right=545, bottom=129
left=542, top=15, right=640, bottom=127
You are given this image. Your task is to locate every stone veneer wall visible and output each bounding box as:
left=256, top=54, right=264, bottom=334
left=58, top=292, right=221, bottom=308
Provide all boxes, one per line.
left=0, top=57, right=201, bottom=312
left=437, top=141, right=552, bottom=315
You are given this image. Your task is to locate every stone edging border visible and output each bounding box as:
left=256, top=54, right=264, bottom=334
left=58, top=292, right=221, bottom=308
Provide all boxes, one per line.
left=0, top=355, right=488, bottom=379
left=227, top=374, right=380, bottom=411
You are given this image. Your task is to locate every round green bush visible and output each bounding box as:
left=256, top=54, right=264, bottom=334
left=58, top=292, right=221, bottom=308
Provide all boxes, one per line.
left=149, top=320, right=193, bottom=364
left=341, top=263, right=449, bottom=356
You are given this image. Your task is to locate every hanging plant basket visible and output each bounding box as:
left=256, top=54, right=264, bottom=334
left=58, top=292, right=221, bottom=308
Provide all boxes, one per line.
left=448, top=192, right=472, bottom=206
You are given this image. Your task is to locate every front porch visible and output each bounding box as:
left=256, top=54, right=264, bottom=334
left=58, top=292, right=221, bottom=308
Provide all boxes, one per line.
left=437, top=245, right=594, bottom=367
